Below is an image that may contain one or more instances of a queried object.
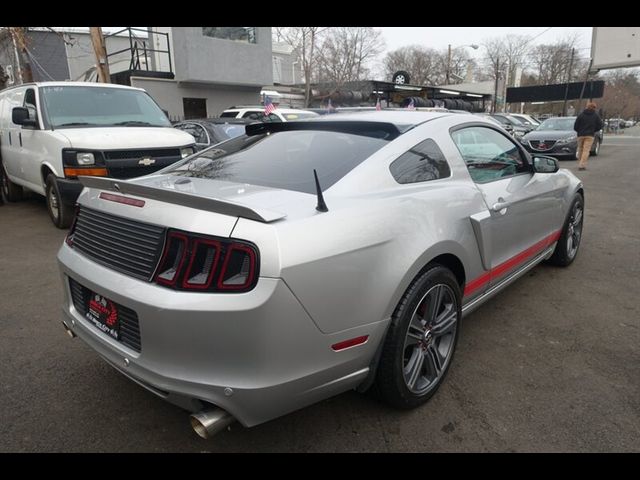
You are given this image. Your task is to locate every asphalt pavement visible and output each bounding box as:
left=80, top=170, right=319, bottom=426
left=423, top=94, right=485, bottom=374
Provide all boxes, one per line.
left=1, top=130, right=638, bottom=452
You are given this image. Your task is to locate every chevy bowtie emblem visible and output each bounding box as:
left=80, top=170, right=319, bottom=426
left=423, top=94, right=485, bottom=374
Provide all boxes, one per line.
left=138, top=157, right=156, bottom=166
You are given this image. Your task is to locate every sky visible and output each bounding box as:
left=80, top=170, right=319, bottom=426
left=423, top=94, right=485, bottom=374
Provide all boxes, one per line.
left=377, top=27, right=593, bottom=59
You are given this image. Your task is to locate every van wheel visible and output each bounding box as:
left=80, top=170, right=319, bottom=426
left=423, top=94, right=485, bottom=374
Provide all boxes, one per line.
left=1, top=162, right=23, bottom=202
left=590, top=139, right=600, bottom=156
left=45, top=174, right=73, bottom=229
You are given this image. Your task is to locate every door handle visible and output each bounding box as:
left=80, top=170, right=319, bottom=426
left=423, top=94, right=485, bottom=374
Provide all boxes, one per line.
left=8, top=131, right=11, bottom=145
left=19, top=132, right=22, bottom=147
left=492, top=201, right=510, bottom=213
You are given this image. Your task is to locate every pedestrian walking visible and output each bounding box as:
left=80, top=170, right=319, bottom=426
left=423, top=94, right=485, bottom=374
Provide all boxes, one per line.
left=574, top=102, right=604, bottom=170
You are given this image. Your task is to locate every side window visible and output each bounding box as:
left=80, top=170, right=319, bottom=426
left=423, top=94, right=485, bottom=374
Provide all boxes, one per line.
left=242, top=111, right=264, bottom=120
left=451, top=126, right=529, bottom=183
left=265, top=113, right=282, bottom=123
left=390, top=138, right=451, bottom=184
left=192, top=124, right=209, bottom=144
left=23, top=88, right=38, bottom=125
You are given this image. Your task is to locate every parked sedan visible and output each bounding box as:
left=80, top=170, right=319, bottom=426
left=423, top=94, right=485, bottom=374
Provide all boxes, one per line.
left=522, top=116, right=602, bottom=159
left=58, top=112, right=584, bottom=438
left=174, top=118, right=252, bottom=151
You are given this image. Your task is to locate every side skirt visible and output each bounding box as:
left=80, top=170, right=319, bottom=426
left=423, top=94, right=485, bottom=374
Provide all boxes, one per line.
left=461, top=244, right=556, bottom=318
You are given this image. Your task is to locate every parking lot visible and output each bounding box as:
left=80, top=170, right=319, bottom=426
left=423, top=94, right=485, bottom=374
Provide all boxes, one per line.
left=1, top=129, right=639, bottom=452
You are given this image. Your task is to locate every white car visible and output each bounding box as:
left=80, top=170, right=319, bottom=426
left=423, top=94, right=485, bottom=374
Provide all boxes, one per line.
left=220, top=106, right=319, bottom=122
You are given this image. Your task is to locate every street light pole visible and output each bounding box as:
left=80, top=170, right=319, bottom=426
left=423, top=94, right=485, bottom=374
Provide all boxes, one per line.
left=446, top=44, right=452, bottom=84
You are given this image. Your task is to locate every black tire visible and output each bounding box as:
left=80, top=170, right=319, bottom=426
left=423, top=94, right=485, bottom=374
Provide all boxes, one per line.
left=548, top=194, right=584, bottom=267
left=392, top=70, right=411, bottom=85
left=45, top=174, right=74, bottom=229
left=374, top=265, right=461, bottom=409
left=1, top=161, right=24, bottom=202
left=590, top=138, right=600, bottom=156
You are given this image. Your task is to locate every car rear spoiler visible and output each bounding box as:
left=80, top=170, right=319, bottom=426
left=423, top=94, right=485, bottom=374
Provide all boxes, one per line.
left=78, top=176, right=287, bottom=223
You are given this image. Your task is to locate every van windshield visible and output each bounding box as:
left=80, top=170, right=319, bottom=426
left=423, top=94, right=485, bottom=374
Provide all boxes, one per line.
left=40, top=86, right=171, bottom=128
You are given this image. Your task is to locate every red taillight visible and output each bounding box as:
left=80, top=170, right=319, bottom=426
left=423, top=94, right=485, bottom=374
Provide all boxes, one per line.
left=153, top=230, right=259, bottom=293
left=217, top=244, right=256, bottom=291
left=182, top=238, right=221, bottom=290
left=155, top=232, right=189, bottom=287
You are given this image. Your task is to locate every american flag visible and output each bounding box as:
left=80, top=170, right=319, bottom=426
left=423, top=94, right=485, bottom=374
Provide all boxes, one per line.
left=264, top=96, right=276, bottom=115
left=375, top=97, right=382, bottom=111
left=407, top=98, right=416, bottom=110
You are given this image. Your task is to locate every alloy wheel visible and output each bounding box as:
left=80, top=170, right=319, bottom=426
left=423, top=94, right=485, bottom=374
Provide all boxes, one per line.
left=566, top=201, right=583, bottom=259
left=402, top=284, right=458, bottom=395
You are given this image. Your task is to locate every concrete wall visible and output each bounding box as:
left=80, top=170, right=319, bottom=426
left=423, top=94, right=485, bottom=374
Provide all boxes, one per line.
left=170, top=27, right=272, bottom=87
left=131, top=76, right=261, bottom=121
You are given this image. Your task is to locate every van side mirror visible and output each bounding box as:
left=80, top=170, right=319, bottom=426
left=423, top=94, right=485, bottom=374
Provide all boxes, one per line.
left=532, top=155, right=559, bottom=173
left=12, top=106, right=37, bottom=127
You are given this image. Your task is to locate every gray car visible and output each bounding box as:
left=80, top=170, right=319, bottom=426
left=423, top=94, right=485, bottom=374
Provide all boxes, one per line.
left=522, top=116, right=603, bottom=159
left=57, top=112, right=585, bottom=438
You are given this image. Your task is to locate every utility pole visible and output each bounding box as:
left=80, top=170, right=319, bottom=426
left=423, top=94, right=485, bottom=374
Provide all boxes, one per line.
left=9, top=27, right=33, bottom=83
left=562, top=48, right=575, bottom=116
left=90, top=27, right=111, bottom=83
left=493, top=58, right=500, bottom=113
left=502, top=61, right=510, bottom=113
left=446, top=44, right=452, bottom=84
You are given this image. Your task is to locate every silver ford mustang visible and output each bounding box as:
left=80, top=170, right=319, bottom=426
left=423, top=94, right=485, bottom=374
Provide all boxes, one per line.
left=57, top=111, right=584, bottom=438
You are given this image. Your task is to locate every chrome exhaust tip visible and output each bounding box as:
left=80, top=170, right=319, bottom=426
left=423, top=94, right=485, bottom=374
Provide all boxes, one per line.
left=62, top=320, right=76, bottom=338
left=190, top=408, right=235, bottom=439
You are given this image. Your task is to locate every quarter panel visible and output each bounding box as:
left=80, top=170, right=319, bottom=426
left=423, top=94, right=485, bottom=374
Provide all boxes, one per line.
left=279, top=182, right=487, bottom=334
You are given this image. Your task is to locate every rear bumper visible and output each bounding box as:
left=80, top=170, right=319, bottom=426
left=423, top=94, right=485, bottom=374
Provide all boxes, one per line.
left=56, top=178, right=84, bottom=206
left=57, top=243, right=387, bottom=427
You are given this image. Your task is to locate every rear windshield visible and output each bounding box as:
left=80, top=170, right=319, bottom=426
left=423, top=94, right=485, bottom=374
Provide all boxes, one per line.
left=165, top=130, right=389, bottom=193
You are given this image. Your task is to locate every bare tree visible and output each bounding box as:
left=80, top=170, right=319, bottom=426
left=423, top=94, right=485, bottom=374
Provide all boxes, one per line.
left=481, top=37, right=507, bottom=112
left=438, top=47, right=474, bottom=84
left=383, top=45, right=443, bottom=85
left=274, top=27, right=327, bottom=107
left=316, top=27, right=385, bottom=87
left=529, top=34, right=582, bottom=85
left=598, top=70, right=640, bottom=120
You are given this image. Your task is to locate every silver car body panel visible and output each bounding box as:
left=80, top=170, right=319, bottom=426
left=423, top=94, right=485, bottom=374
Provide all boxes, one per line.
left=58, top=111, right=583, bottom=427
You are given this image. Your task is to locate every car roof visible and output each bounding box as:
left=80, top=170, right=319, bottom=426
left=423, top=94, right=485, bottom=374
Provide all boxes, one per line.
left=308, top=110, right=453, bottom=130
left=179, top=117, right=253, bottom=124
left=224, top=106, right=317, bottom=114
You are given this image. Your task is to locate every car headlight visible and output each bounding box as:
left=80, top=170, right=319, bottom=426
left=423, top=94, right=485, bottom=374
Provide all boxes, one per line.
left=556, top=136, right=577, bottom=145
left=76, top=152, right=95, bottom=165
left=180, top=147, right=195, bottom=158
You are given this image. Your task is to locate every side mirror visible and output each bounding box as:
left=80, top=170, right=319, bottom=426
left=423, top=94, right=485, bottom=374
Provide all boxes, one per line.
left=12, top=107, right=37, bottom=127
left=532, top=155, right=559, bottom=174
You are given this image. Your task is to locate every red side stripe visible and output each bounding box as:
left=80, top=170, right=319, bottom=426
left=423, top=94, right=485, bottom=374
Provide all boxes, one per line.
left=464, top=229, right=562, bottom=297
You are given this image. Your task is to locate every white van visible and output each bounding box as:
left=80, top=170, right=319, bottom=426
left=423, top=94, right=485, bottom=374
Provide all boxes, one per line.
left=0, top=82, right=195, bottom=228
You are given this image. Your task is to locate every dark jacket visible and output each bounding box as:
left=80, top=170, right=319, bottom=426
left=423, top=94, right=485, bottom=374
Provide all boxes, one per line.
left=574, top=109, right=604, bottom=137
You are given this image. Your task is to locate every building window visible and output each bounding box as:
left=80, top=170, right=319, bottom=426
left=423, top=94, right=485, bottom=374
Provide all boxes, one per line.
left=183, top=98, right=207, bottom=120
left=202, top=27, right=257, bottom=44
